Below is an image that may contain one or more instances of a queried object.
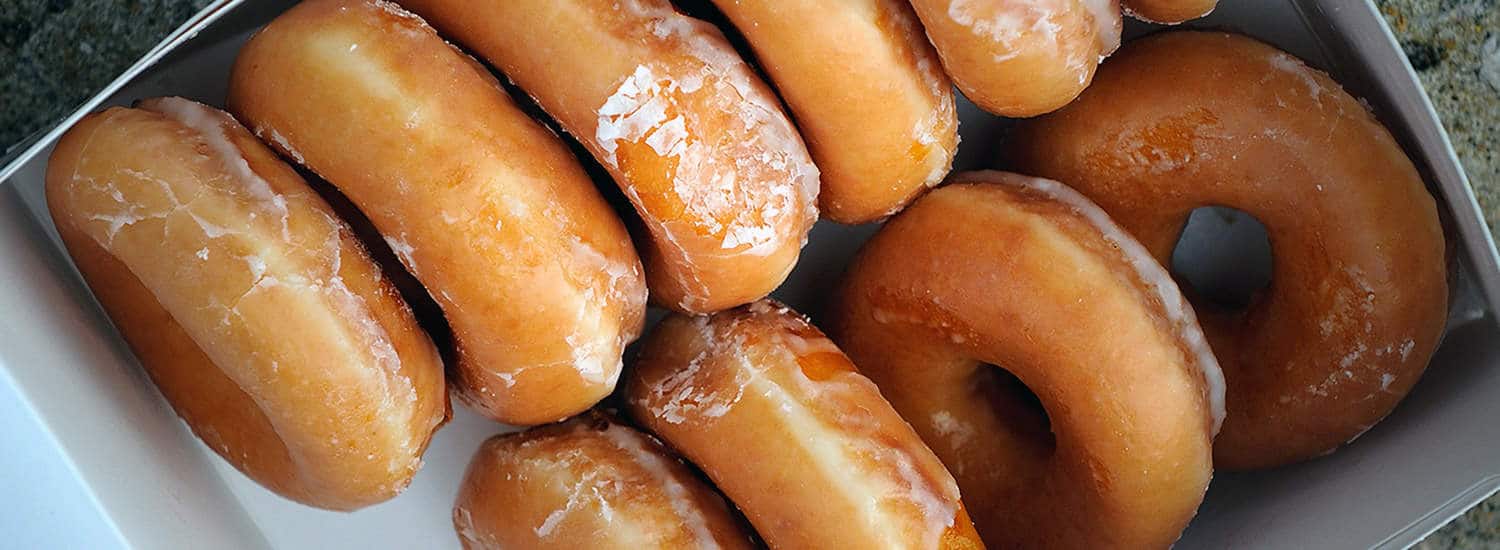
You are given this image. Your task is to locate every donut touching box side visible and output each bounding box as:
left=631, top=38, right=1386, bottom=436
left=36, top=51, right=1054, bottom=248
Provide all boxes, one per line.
left=1009, top=31, right=1448, bottom=469
left=829, top=172, right=1223, bottom=548
left=228, top=0, right=648, bottom=425
left=401, top=0, right=820, bottom=313
left=45, top=97, right=449, bottom=510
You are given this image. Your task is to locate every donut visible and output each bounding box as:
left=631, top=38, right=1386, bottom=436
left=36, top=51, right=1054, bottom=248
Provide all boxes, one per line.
left=708, top=0, right=959, bottom=223
left=227, top=0, right=648, bottom=425
left=1007, top=31, right=1448, bottom=469
left=906, top=0, right=1123, bottom=117
left=625, top=300, right=983, bottom=550
left=400, top=0, right=820, bottom=313
left=827, top=172, right=1223, bottom=548
left=44, top=97, right=448, bottom=510
left=454, top=413, right=754, bottom=550
left=1122, top=0, right=1216, bottom=24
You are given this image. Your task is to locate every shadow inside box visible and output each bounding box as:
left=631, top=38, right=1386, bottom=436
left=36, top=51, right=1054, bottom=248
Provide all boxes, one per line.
left=1179, top=315, right=1500, bottom=548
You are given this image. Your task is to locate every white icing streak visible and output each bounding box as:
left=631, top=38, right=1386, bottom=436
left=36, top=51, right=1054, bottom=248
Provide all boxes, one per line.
left=1079, top=0, right=1122, bottom=55
left=453, top=506, right=503, bottom=550
left=591, top=1, right=818, bottom=300
left=130, top=98, right=425, bottom=478
left=1269, top=52, right=1327, bottom=99
left=945, top=0, right=1117, bottom=76
left=643, top=303, right=960, bottom=548
left=967, top=171, right=1227, bottom=434
left=598, top=423, right=722, bottom=549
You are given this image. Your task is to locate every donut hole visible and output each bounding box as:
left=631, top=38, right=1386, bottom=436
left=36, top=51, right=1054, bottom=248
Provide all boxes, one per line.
left=977, top=364, right=1055, bottom=450
left=1170, top=206, right=1274, bottom=310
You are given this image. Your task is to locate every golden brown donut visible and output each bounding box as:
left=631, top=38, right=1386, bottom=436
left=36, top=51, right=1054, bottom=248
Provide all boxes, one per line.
left=400, top=0, right=820, bottom=313
left=1008, top=31, right=1448, bottom=469
left=906, top=0, right=1122, bottom=117
left=828, top=172, right=1223, bottom=548
left=709, top=0, right=959, bottom=223
left=625, top=300, right=983, bottom=550
left=44, top=97, right=448, bottom=510
left=453, top=413, right=754, bottom=550
left=228, top=0, right=648, bottom=425
left=1122, top=0, right=1216, bottom=24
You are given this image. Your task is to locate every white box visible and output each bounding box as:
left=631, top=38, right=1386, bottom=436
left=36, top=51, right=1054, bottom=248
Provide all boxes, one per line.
left=2, top=1, right=1496, bottom=548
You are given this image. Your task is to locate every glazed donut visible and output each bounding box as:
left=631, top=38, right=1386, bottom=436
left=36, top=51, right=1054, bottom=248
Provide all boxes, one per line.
left=400, top=0, right=820, bottom=313
left=708, top=0, right=959, bottom=223
left=228, top=0, right=648, bottom=425
left=906, top=0, right=1122, bottom=117
left=453, top=413, right=754, bottom=550
left=828, top=172, right=1223, bottom=548
left=1122, top=0, right=1216, bottom=24
left=625, top=300, right=983, bottom=550
left=1007, top=31, right=1448, bottom=469
left=44, top=97, right=448, bottom=510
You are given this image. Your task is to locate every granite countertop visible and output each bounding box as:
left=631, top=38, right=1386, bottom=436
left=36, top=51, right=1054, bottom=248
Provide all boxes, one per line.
left=1, top=0, right=1497, bottom=547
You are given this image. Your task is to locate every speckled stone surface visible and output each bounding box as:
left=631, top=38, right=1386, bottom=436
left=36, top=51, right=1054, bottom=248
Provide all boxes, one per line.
left=1, top=0, right=1498, bottom=547
left=0, top=0, right=212, bottom=151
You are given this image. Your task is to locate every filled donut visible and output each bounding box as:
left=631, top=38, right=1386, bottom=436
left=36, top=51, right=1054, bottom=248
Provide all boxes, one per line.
left=227, top=0, right=648, bottom=425
left=906, top=0, right=1123, bottom=117
left=709, top=0, right=959, bottom=223
left=45, top=97, right=448, bottom=510
left=453, top=412, right=754, bottom=550
left=828, top=172, right=1223, bottom=548
left=400, top=0, right=820, bottom=313
left=1008, top=31, right=1448, bottom=469
left=625, top=300, right=983, bottom=550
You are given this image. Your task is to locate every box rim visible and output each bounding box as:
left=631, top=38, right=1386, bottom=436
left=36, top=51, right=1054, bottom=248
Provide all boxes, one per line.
left=1, top=0, right=1496, bottom=548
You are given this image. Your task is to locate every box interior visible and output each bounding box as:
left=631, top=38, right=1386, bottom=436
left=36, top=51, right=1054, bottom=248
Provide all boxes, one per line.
left=1, top=1, right=1497, bottom=548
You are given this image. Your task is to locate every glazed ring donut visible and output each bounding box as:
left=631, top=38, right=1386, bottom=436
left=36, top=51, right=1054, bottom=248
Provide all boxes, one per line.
left=625, top=300, right=983, bottom=550
left=44, top=97, right=448, bottom=510
left=906, top=0, right=1123, bottom=117
left=1122, top=0, right=1216, bottom=24
left=228, top=0, right=648, bottom=425
left=828, top=172, right=1223, bottom=548
left=453, top=412, right=754, bottom=550
left=709, top=0, right=959, bottom=223
left=1007, top=31, right=1449, bottom=469
left=402, top=0, right=820, bottom=313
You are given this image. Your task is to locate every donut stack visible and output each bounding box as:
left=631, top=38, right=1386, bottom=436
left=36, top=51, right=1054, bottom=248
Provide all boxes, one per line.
left=44, top=0, right=1447, bottom=547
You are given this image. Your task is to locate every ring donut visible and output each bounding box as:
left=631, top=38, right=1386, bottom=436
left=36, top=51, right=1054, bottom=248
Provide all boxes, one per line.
left=45, top=97, right=448, bottom=510
left=453, top=412, right=754, bottom=549
left=228, top=0, right=648, bottom=425
left=708, top=0, right=959, bottom=223
left=906, top=0, right=1123, bottom=117
left=1008, top=31, right=1449, bottom=469
left=625, top=300, right=983, bottom=549
left=403, top=0, right=820, bottom=313
left=828, top=172, right=1223, bottom=548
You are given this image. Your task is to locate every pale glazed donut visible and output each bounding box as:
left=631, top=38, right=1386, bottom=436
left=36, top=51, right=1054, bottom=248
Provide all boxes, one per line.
left=1122, top=0, right=1216, bottom=24
left=907, top=0, right=1123, bottom=117
left=400, top=0, right=820, bottom=313
left=44, top=97, right=448, bottom=510
left=228, top=0, right=648, bottom=425
left=709, top=0, right=959, bottom=223
left=453, top=412, right=755, bottom=550
left=625, top=300, right=983, bottom=550
left=828, top=172, right=1224, bottom=548
left=1007, top=31, right=1448, bottom=469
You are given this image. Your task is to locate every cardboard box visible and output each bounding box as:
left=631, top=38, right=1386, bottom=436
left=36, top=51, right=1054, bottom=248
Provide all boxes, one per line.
left=1, top=0, right=1496, bottom=547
